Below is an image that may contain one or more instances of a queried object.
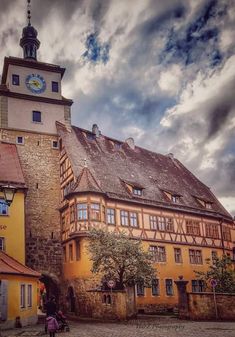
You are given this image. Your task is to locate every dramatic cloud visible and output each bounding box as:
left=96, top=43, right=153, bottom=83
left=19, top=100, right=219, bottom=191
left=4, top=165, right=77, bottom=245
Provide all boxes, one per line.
left=0, top=0, right=234, bottom=215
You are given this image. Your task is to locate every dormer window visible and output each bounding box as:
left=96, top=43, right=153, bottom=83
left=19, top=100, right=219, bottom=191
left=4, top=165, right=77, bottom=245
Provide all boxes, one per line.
left=163, top=190, right=181, bottom=203
left=133, top=188, right=142, bottom=196
left=205, top=202, right=212, bottom=209
left=195, top=197, right=213, bottom=210
left=171, top=195, right=180, bottom=203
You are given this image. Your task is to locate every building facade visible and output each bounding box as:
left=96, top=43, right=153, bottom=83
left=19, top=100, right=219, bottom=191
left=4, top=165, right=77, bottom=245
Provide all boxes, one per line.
left=0, top=142, right=40, bottom=327
left=0, top=13, right=234, bottom=316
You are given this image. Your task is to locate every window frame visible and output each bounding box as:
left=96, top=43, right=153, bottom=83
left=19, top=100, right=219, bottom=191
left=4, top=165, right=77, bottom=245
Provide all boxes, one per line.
left=149, top=215, right=157, bottom=230
left=149, top=245, right=166, bottom=262
left=77, top=203, right=88, bottom=221
left=0, top=199, right=8, bottom=216
left=189, top=249, right=203, bottom=265
left=20, top=284, right=26, bottom=308
left=0, top=237, right=5, bottom=251
left=32, top=110, right=42, bottom=123
left=52, top=81, right=59, bottom=93
left=90, top=203, right=101, bottom=221
left=27, top=284, right=32, bottom=307
left=107, top=208, right=115, bottom=225
left=16, top=136, right=24, bottom=145
left=120, top=210, right=129, bottom=226
left=192, top=280, right=205, bottom=293
left=205, top=223, right=219, bottom=239
left=151, top=278, right=160, bottom=296
left=136, top=280, right=145, bottom=296
left=12, top=74, right=20, bottom=86
left=174, top=247, right=182, bottom=263
left=186, top=220, right=201, bottom=236
left=165, top=279, right=174, bottom=296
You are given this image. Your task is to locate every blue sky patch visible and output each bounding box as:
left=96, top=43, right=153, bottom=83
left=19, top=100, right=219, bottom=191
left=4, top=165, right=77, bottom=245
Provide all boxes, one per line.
left=83, top=33, right=110, bottom=64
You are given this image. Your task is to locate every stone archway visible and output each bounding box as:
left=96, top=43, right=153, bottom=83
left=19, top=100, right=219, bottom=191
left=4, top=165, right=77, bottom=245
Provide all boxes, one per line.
left=40, top=273, right=60, bottom=310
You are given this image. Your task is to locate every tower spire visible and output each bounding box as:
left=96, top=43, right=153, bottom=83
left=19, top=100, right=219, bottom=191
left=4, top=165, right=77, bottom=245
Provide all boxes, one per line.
left=20, top=0, right=40, bottom=61
left=27, top=0, right=31, bottom=26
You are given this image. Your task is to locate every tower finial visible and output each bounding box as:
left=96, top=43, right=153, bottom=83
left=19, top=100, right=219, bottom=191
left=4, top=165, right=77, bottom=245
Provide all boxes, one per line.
left=20, top=0, right=40, bottom=60
left=27, top=0, right=31, bottom=26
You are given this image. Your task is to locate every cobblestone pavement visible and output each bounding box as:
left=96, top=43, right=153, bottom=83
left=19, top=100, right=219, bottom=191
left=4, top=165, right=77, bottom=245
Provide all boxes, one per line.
left=1, top=316, right=235, bottom=337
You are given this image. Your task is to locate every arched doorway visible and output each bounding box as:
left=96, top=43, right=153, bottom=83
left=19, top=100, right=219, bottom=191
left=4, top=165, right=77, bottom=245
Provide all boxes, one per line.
left=67, top=286, right=76, bottom=313
left=40, top=274, right=60, bottom=311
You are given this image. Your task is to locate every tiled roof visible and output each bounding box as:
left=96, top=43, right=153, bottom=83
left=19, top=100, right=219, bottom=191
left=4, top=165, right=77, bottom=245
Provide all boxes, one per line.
left=0, top=142, right=26, bottom=188
left=73, top=167, right=103, bottom=194
left=0, top=251, right=40, bottom=278
left=57, top=123, right=232, bottom=221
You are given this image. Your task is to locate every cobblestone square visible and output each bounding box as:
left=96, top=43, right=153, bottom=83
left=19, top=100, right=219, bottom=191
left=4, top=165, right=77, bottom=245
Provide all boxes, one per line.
left=1, top=316, right=235, bottom=337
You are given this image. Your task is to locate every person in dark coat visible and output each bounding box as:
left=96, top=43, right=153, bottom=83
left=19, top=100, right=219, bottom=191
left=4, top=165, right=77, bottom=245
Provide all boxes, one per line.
left=45, top=296, right=57, bottom=333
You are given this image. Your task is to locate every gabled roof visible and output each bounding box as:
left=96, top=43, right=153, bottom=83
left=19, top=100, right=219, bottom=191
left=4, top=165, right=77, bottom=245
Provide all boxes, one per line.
left=72, top=167, right=103, bottom=194
left=0, top=142, right=26, bottom=188
left=0, top=251, right=40, bottom=278
left=57, top=123, right=232, bottom=221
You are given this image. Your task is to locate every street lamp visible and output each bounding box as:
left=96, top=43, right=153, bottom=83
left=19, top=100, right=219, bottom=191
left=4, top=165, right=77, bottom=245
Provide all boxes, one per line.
left=2, top=185, right=17, bottom=207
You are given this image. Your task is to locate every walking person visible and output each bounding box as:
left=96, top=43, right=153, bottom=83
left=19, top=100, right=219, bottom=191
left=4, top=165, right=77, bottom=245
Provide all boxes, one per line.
left=45, top=296, right=57, bottom=333
left=46, top=315, right=59, bottom=337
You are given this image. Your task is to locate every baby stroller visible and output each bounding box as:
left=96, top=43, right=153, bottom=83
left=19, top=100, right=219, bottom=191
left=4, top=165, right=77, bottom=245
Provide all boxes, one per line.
left=56, top=311, right=70, bottom=332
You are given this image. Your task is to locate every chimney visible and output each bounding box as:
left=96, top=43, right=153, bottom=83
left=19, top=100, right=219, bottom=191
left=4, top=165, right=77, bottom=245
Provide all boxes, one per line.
left=125, top=137, right=135, bottom=150
left=92, top=124, right=101, bottom=137
left=167, top=153, right=174, bottom=159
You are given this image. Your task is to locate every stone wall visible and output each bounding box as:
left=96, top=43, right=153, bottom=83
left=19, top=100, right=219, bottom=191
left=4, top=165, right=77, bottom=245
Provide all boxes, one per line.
left=1, top=129, right=62, bottom=275
left=188, top=292, right=235, bottom=320
left=87, top=289, right=136, bottom=320
left=175, top=279, right=235, bottom=320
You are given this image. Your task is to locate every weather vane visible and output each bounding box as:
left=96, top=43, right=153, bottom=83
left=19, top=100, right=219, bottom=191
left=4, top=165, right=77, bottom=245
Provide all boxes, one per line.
left=27, top=0, right=31, bottom=25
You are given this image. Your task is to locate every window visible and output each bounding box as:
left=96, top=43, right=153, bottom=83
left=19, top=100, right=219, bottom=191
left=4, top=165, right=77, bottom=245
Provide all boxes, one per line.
left=192, top=280, right=205, bottom=293
left=186, top=220, right=200, bottom=236
left=158, top=217, right=174, bottom=232
left=165, top=279, right=173, bottom=296
left=107, top=208, right=115, bottom=225
left=120, top=210, right=129, bottom=226
left=205, top=202, right=212, bottom=209
left=171, top=195, right=180, bottom=203
left=75, top=240, right=80, bottom=261
left=152, top=279, right=159, bottom=296
left=189, top=249, right=203, bottom=264
left=0, top=200, right=8, bottom=215
left=70, top=204, right=75, bottom=223
left=16, top=136, right=24, bottom=145
left=77, top=203, right=88, bottom=220
left=90, top=203, right=100, bottom=221
left=27, top=284, right=32, bottom=307
left=0, top=237, right=5, bottom=251
left=32, top=110, right=41, bottom=123
left=133, top=188, right=142, bottom=196
left=20, top=284, right=26, bottom=308
left=69, top=244, right=73, bottom=261
left=136, top=280, right=145, bottom=296
left=129, top=212, right=138, bottom=227
left=149, top=246, right=166, bottom=262
left=149, top=215, right=157, bottom=230
left=52, top=81, right=59, bottom=92
left=205, top=223, right=219, bottom=238
left=52, top=141, right=58, bottom=149
left=174, top=248, right=182, bottom=263
left=222, top=227, right=231, bottom=241
left=211, top=251, right=218, bottom=264
left=12, top=74, right=19, bottom=85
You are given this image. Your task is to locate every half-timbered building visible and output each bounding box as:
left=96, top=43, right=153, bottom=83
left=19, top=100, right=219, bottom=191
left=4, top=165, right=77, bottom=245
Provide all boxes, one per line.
left=57, top=122, right=235, bottom=313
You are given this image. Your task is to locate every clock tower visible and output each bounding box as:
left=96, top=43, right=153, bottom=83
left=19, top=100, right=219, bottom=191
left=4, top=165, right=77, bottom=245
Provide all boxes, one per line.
left=0, top=1, right=73, bottom=287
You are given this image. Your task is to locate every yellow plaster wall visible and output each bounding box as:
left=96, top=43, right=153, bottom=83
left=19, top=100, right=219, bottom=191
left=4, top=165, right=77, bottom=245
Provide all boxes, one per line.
left=0, top=274, right=38, bottom=322
left=0, top=191, right=25, bottom=264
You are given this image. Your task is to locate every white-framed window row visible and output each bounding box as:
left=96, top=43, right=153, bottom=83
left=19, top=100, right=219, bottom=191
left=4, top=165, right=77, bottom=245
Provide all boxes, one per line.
left=20, top=283, right=33, bottom=309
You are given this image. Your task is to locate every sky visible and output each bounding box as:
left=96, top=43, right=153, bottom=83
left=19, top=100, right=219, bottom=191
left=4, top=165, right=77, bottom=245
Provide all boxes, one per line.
left=0, top=0, right=235, bottom=216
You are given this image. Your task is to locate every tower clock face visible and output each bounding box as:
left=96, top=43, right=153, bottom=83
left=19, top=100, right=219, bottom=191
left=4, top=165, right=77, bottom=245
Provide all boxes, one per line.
left=26, top=74, right=46, bottom=94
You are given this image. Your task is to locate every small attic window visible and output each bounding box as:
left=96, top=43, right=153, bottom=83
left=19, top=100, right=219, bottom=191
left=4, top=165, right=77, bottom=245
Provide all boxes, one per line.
left=133, top=188, right=142, bottom=196
left=87, top=133, right=96, bottom=141
left=205, top=202, right=212, bottom=209
left=171, top=195, right=180, bottom=203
